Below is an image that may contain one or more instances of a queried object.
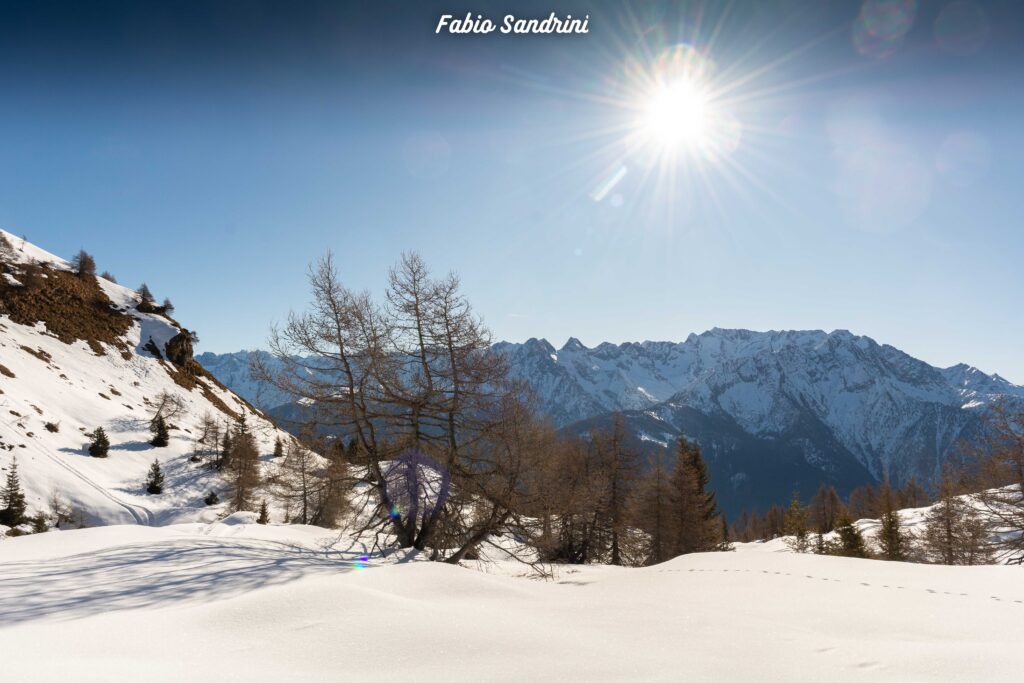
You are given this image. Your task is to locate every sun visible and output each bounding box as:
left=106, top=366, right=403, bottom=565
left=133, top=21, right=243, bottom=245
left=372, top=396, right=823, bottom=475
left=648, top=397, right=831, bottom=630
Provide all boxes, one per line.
left=643, top=78, right=709, bottom=149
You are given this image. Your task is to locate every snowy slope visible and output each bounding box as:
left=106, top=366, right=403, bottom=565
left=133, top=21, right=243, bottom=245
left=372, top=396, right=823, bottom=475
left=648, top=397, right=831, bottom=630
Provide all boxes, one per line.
left=0, top=520, right=1022, bottom=681
left=0, top=231, right=293, bottom=527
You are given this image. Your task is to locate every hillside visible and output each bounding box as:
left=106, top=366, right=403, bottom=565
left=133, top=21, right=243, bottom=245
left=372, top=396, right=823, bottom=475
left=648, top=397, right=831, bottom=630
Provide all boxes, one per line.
left=0, top=231, right=293, bottom=529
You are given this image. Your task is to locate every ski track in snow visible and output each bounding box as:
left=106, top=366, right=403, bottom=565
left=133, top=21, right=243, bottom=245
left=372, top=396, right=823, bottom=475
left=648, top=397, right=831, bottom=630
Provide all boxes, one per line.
left=39, top=447, right=154, bottom=526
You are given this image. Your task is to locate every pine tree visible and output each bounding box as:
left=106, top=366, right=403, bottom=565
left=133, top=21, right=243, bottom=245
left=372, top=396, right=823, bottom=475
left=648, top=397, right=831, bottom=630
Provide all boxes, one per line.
left=876, top=483, right=909, bottom=561
left=1, top=457, right=28, bottom=527
left=161, top=297, right=175, bottom=314
left=218, top=428, right=233, bottom=471
left=88, top=427, right=110, bottom=457
left=671, top=437, right=720, bottom=555
left=272, top=437, right=284, bottom=458
left=257, top=500, right=269, bottom=524
left=204, top=490, right=220, bottom=506
left=145, top=459, right=165, bottom=495
left=784, top=491, right=810, bottom=553
left=828, top=510, right=869, bottom=558
left=150, top=415, right=169, bottom=447
left=31, top=512, right=48, bottom=533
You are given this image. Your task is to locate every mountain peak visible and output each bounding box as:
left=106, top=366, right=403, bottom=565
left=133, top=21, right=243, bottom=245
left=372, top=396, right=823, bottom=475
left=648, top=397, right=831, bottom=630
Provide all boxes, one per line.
left=561, top=337, right=587, bottom=351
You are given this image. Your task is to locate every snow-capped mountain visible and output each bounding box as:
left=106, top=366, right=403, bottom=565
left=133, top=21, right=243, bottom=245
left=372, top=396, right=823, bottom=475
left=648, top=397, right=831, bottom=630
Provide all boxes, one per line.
left=0, top=231, right=293, bottom=530
left=499, top=330, right=1024, bottom=511
left=199, top=328, right=1024, bottom=514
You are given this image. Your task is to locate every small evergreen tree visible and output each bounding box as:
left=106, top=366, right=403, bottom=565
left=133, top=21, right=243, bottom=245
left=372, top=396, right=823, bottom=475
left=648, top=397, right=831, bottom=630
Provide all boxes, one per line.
left=828, top=511, right=869, bottom=558
left=161, top=297, right=175, bottom=314
left=145, top=459, right=165, bottom=495
left=273, top=437, right=284, bottom=458
left=31, top=512, right=49, bottom=533
left=784, top=491, right=810, bottom=553
left=218, top=428, right=233, bottom=471
left=257, top=500, right=269, bottom=524
left=876, top=483, right=909, bottom=561
left=150, top=415, right=169, bottom=447
left=1, top=457, right=28, bottom=527
left=88, top=427, right=110, bottom=457
left=204, top=490, right=220, bottom=506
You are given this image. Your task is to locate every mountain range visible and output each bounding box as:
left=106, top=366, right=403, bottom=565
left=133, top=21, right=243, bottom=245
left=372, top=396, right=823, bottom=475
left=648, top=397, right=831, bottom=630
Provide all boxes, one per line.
left=199, top=329, right=1024, bottom=515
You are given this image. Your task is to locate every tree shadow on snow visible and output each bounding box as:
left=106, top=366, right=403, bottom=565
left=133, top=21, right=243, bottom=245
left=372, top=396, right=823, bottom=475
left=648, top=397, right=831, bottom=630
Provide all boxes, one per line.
left=110, top=440, right=154, bottom=452
left=0, top=538, right=365, bottom=627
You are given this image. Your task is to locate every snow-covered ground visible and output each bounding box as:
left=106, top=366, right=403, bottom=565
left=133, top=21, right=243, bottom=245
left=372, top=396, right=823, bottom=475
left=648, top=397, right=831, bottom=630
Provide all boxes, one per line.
left=0, top=520, right=1022, bottom=682
left=0, top=230, right=293, bottom=528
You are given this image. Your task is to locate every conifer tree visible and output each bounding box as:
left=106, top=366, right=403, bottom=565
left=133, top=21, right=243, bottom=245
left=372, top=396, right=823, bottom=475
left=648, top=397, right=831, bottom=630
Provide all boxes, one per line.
left=161, top=297, right=175, bottom=314
left=876, top=483, right=909, bottom=561
left=1, top=457, right=28, bottom=527
left=273, top=437, right=284, bottom=458
left=257, top=500, right=269, bottom=524
left=31, top=512, right=49, bottom=533
left=671, top=437, right=720, bottom=555
left=204, top=490, right=220, bottom=506
left=145, top=459, right=165, bottom=495
left=218, top=428, right=233, bottom=471
left=150, top=415, right=169, bottom=447
left=828, top=510, right=869, bottom=558
left=88, top=427, right=110, bottom=457
left=784, top=491, right=811, bottom=553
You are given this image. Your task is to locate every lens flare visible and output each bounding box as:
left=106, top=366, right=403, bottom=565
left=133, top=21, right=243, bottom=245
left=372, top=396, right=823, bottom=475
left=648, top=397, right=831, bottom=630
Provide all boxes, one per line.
left=643, top=79, right=708, bottom=147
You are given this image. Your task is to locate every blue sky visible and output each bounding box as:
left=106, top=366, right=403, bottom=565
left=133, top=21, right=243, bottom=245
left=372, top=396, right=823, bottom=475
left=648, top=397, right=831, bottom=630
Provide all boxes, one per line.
left=2, top=0, right=1023, bottom=382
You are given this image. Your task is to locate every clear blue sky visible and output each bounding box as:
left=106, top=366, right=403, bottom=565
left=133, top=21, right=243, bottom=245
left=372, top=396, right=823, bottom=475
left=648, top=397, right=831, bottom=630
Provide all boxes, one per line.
left=2, top=0, right=1023, bottom=382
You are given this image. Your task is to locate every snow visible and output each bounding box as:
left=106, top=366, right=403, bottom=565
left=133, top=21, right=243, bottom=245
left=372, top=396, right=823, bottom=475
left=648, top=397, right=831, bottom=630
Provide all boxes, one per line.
left=0, top=522, right=1022, bottom=681
left=0, top=230, right=294, bottom=528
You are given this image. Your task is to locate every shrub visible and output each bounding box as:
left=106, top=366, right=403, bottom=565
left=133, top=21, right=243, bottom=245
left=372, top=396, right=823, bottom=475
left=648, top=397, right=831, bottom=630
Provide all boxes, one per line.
left=204, top=491, right=220, bottom=506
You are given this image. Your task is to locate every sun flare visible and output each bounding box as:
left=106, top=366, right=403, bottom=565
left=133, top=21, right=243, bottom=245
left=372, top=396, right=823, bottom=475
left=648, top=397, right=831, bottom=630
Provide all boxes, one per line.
left=643, top=79, right=709, bottom=148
